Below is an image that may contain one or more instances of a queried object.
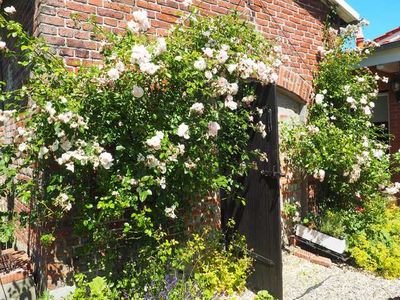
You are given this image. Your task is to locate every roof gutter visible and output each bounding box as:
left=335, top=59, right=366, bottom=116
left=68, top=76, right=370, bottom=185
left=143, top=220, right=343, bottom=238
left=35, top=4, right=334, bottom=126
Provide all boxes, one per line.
left=360, top=40, right=400, bottom=68
left=322, top=0, right=360, bottom=23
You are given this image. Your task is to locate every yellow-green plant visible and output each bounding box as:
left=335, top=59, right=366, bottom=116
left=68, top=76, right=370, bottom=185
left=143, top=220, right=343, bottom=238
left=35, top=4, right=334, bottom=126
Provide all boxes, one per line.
left=349, top=205, right=400, bottom=279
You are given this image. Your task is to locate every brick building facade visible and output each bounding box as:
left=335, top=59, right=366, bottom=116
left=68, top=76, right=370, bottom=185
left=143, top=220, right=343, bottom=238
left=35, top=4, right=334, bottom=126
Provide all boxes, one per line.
left=0, top=0, right=359, bottom=290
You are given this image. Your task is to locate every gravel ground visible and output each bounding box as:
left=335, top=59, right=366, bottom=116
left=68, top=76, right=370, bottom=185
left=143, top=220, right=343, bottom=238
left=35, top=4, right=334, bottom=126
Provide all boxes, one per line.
left=282, top=251, right=400, bottom=300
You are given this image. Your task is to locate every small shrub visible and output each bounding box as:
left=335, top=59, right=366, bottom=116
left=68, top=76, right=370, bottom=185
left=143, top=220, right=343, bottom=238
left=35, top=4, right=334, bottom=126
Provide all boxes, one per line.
left=68, top=275, right=117, bottom=300
left=255, top=290, right=275, bottom=300
left=349, top=205, right=400, bottom=279
left=317, top=209, right=346, bottom=239
left=70, top=229, right=253, bottom=299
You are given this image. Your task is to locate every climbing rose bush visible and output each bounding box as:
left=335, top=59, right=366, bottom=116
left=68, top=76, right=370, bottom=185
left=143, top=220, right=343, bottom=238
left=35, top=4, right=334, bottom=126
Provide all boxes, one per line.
left=282, top=21, right=400, bottom=210
left=281, top=21, right=400, bottom=278
left=0, top=7, right=282, bottom=296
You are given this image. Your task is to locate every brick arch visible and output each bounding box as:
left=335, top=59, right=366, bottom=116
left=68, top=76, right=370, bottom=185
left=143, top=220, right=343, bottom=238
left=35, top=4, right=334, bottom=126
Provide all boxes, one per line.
left=276, top=67, right=313, bottom=103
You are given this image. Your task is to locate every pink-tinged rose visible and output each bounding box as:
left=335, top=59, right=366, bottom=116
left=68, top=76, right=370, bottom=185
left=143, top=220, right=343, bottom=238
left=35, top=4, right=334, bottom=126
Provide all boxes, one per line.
left=208, top=121, right=221, bottom=137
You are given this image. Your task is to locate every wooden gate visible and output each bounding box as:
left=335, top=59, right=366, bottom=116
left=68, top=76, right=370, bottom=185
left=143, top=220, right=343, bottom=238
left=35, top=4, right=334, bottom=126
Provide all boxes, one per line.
left=222, top=84, right=282, bottom=299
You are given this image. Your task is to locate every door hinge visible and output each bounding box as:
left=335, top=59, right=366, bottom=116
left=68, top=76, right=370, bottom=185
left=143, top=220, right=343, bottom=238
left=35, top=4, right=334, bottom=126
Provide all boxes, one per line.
left=266, top=107, right=273, bottom=133
left=248, top=250, right=275, bottom=267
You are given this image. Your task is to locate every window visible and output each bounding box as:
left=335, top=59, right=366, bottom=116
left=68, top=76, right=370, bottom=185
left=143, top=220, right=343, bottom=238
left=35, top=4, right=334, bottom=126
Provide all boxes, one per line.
left=372, top=93, right=389, bottom=142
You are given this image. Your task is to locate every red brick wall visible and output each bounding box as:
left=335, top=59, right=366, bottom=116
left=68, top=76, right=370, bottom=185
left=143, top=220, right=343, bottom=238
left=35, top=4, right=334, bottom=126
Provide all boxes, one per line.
left=35, top=0, right=332, bottom=100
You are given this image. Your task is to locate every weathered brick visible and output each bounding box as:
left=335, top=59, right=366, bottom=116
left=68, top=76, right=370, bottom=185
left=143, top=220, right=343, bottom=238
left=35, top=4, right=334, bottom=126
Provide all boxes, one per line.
left=97, top=7, right=124, bottom=19
left=39, top=15, right=65, bottom=26
left=66, top=38, right=97, bottom=50
left=66, top=2, right=97, bottom=14
left=43, top=35, right=66, bottom=46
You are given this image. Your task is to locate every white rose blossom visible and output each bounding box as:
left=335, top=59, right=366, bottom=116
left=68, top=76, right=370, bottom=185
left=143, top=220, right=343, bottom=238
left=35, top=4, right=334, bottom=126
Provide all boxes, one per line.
left=216, top=49, right=229, bottom=64
left=146, top=154, right=160, bottom=168
left=56, top=193, right=72, bottom=211
left=385, top=184, right=400, bottom=195
left=107, top=68, right=120, bottom=81
left=190, top=102, right=204, bottom=115
left=363, top=106, right=372, bottom=115
left=99, top=152, right=114, bottom=169
left=224, top=98, right=238, bottom=110
left=132, top=10, right=150, bottom=31
left=132, top=85, right=145, bottom=98
left=194, top=58, right=207, bottom=70
left=177, top=144, right=185, bottom=155
left=203, top=47, right=214, bottom=58
left=313, top=169, right=325, bottom=182
left=50, top=140, right=60, bottom=152
left=256, top=107, right=263, bottom=117
left=177, top=123, right=190, bottom=139
left=315, top=93, right=324, bottom=105
left=146, top=131, right=164, bottom=150
left=127, top=20, right=140, bottom=33
left=205, top=71, right=213, bottom=80
left=4, top=6, right=16, bottom=14
left=38, top=146, right=49, bottom=159
left=45, top=102, right=56, bottom=116
left=373, top=149, right=384, bottom=159
left=308, top=125, right=319, bottom=134
left=255, top=122, right=267, bottom=138
left=0, top=41, right=6, bottom=50
left=242, top=95, right=255, bottom=105
left=159, top=177, right=166, bottom=189
left=182, top=0, right=192, bottom=7
left=226, top=64, right=237, bottom=74
left=165, top=205, right=177, bottom=219
left=58, top=111, right=73, bottom=123
left=18, top=143, right=28, bottom=152
left=155, top=37, right=167, bottom=55
left=207, top=121, right=221, bottom=137
left=17, top=127, right=26, bottom=137
left=131, top=45, right=151, bottom=64
left=140, top=62, right=160, bottom=75
left=61, top=139, right=72, bottom=151
left=229, top=83, right=239, bottom=95
left=66, top=163, right=75, bottom=173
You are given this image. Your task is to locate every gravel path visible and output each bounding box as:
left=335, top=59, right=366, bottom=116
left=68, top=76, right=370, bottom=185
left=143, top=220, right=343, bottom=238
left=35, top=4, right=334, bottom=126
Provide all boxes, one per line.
left=283, top=251, right=400, bottom=300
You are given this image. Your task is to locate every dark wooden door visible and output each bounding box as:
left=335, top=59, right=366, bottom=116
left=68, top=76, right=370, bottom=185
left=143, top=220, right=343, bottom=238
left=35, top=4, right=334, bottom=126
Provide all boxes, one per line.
left=222, top=84, right=282, bottom=299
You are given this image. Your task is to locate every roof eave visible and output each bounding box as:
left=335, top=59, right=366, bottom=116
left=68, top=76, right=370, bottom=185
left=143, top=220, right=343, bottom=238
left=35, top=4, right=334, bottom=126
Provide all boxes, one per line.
left=360, top=41, right=400, bottom=68
left=323, top=0, right=360, bottom=23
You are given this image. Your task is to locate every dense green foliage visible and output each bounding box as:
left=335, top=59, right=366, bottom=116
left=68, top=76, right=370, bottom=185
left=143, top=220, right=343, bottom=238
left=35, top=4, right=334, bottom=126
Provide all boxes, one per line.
left=282, top=22, right=400, bottom=278
left=0, top=6, right=281, bottom=297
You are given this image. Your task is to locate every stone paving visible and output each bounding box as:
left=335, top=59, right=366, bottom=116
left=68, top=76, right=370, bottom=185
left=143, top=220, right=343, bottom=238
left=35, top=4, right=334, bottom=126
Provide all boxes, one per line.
left=282, top=251, right=400, bottom=300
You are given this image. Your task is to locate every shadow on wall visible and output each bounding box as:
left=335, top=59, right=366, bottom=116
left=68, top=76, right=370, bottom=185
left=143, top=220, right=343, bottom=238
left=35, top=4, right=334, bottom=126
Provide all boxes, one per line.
left=1, top=276, right=36, bottom=300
